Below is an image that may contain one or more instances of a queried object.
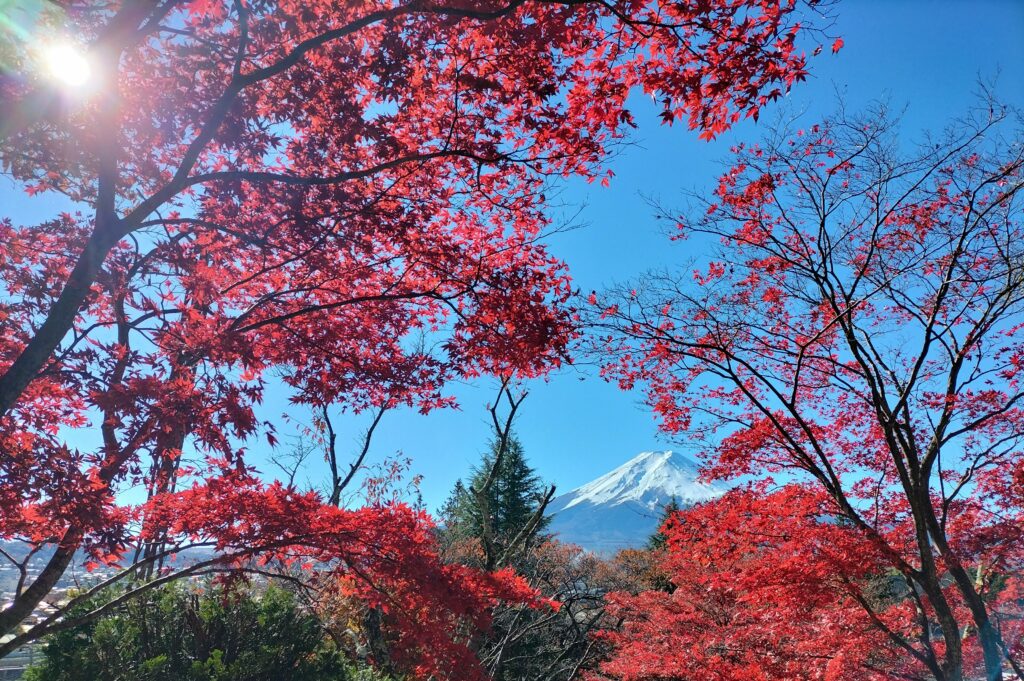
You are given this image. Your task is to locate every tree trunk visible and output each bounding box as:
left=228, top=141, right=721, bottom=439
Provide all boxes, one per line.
left=0, top=529, right=82, bottom=640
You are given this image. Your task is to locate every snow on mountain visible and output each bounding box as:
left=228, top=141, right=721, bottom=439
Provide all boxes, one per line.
left=547, top=450, right=725, bottom=553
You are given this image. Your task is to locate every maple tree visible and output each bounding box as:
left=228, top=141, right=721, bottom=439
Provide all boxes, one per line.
left=594, top=102, right=1024, bottom=680
left=593, top=487, right=912, bottom=681
left=0, top=0, right=831, bottom=671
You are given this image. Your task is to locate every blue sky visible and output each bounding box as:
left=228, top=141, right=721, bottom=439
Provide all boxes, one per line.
left=3, top=1, right=1023, bottom=512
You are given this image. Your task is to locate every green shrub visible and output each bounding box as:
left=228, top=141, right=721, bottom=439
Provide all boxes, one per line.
left=24, top=582, right=394, bottom=681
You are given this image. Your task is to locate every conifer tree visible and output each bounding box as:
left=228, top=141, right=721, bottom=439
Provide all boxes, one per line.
left=439, top=479, right=469, bottom=523
left=647, top=496, right=681, bottom=551
left=644, top=497, right=681, bottom=594
left=474, top=434, right=550, bottom=542
left=438, top=479, right=473, bottom=546
left=440, top=431, right=551, bottom=566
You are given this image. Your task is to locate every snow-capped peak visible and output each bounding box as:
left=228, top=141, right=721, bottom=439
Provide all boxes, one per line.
left=546, top=450, right=725, bottom=553
left=550, top=450, right=722, bottom=513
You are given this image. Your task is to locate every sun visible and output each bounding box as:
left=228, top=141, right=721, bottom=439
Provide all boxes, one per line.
left=41, top=42, right=93, bottom=89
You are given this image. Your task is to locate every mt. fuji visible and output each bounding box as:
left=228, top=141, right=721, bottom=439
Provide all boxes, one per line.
left=547, top=451, right=724, bottom=553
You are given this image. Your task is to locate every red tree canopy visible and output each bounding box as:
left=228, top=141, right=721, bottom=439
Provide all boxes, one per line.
left=597, top=485, right=1024, bottom=680
left=594, top=486, right=916, bottom=681
left=594, top=104, right=1024, bottom=680
left=0, top=0, right=831, bottom=670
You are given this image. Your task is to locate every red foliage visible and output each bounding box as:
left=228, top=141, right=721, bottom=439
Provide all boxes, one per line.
left=594, top=107, right=1024, bottom=679
left=142, top=471, right=548, bottom=679
left=0, top=0, right=829, bottom=669
left=594, top=487, right=912, bottom=681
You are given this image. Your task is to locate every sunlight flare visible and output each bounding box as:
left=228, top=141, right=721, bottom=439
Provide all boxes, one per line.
left=41, top=41, right=92, bottom=88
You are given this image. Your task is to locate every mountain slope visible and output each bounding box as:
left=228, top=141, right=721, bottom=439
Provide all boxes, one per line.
left=547, top=450, right=724, bottom=553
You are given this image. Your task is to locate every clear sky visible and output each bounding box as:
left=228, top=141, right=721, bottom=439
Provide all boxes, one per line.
left=3, top=1, right=1023, bottom=512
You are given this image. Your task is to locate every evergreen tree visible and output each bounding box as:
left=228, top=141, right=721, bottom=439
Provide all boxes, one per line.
left=438, top=479, right=469, bottom=524
left=472, top=434, right=550, bottom=541
left=439, top=431, right=550, bottom=564
left=437, top=479, right=473, bottom=547
left=438, top=431, right=564, bottom=680
left=643, top=497, right=682, bottom=594
left=647, top=496, right=681, bottom=550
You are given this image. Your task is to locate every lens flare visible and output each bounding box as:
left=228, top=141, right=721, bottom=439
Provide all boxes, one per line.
left=42, top=42, right=92, bottom=88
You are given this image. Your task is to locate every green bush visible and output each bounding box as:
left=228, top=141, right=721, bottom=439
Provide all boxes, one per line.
left=24, top=582, right=394, bottom=681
